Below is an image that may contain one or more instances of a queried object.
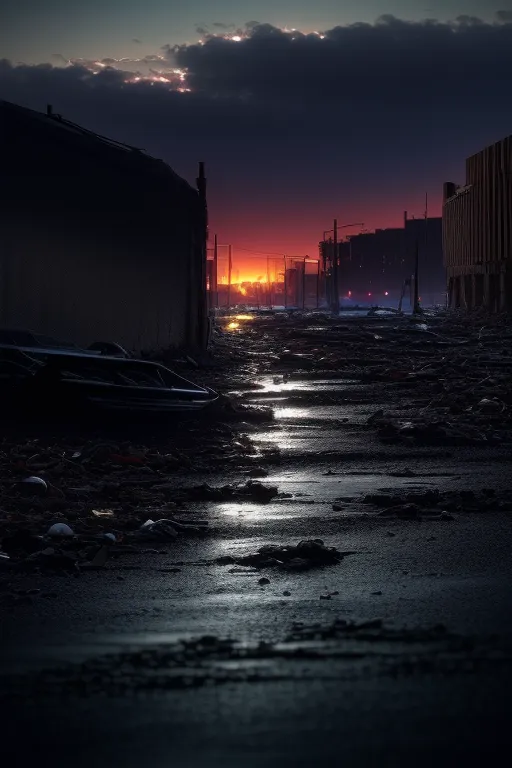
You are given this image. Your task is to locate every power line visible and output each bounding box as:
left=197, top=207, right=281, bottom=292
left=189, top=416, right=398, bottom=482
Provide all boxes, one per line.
left=231, top=246, right=288, bottom=257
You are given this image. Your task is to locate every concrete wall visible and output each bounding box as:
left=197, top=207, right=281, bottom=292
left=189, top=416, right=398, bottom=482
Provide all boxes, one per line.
left=443, top=136, right=512, bottom=312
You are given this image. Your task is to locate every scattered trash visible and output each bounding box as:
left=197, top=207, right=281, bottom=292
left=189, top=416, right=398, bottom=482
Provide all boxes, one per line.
left=1, top=532, right=44, bottom=554
left=137, top=519, right=179, bottom=541
left=82, top=546, right=109, bottom=570
left=0, top=551, right=10, bottom=567
left=217, top=539, right=349, bottom=571
left=20, top=476, right=48, bottom=497
left=47, top=523, right=74, bottom=537
left=180, top=481, right=279, bottom=504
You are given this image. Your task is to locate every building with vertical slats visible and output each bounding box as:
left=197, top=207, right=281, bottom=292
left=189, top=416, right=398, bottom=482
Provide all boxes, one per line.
left=442, top=136, right=512, bottom=312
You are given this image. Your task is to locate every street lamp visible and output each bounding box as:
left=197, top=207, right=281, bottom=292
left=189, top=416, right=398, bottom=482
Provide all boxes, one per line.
left=322, top=221, right=365, bottom=313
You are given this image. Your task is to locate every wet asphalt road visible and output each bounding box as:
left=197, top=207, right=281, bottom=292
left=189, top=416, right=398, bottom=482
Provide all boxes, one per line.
left=3, top=331, right=512, bottom=766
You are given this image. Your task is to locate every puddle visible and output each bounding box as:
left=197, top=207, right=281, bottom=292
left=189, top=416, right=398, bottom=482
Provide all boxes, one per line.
left=229, top=377, right=361, bottom=396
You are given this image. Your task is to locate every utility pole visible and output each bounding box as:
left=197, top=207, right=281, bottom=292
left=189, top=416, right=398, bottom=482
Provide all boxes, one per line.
left=332, top=219, right=339, bottom=314
left=227, top=244, right=232, bottom=310
left=213, top=234, right=218, bottom=309
left=302, top=257, right=307, bottom=309
left=326, top=239, right=333, bottom=309
left=267, top=255, right=271, bottom=309
left=413, top=240, right=421, bottom=314
left=283, top=256, right=288, bottom=309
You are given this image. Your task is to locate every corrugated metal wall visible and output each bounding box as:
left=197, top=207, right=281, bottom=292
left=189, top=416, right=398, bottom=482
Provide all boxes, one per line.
left=0, top=104, right=205, bottom=351
left=443, top=136, right=512, bottom=311
left=1, top=205, right=201, bottom=352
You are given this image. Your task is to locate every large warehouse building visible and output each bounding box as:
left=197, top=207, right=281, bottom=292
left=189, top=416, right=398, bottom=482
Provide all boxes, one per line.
left=443, top=135, right=512, bottom=312
left=0, top=100, right=208, bottom=352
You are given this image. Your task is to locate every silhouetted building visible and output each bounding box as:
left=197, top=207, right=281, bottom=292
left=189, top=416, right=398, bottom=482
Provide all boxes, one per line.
left=319, top=215, right=445, bottom=305
left=443, top=136, right=512, bottom=311
left=0, top=100, right=207, bottom=351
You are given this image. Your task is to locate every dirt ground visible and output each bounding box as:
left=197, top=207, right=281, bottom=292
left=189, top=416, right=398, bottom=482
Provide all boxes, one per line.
left=2, top=309, right=512, bottom=766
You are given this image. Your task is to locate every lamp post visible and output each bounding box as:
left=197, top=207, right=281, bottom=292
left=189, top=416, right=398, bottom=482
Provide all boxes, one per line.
left=323, top=222, right=364, bottom=313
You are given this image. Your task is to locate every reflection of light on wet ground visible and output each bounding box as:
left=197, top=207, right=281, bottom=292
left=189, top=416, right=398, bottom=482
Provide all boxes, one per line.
left=230, top=377, right=360, bottom=396
left=218, top=502, right=301, bottom=520
left=275, top=406, right=310, bottom=420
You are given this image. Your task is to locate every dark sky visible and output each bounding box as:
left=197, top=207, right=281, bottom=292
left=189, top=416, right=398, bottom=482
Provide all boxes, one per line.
left=1, top=2, right=512, bottom=270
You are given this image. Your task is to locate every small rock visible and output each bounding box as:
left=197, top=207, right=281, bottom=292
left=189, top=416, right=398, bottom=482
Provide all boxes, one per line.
left=248, top=467, right=269, bottom=478
left=372, top=591, right=383, bottom=596
left=320, top=594, right=331, bottom=600
left=258, top=577, right=270, bottom=586
left=283, top=590, right=291, bottom=596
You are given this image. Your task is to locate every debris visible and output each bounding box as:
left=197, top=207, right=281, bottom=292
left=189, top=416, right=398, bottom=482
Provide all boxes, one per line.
left=181, top=481, right=278, bottom=503
left=82, top=546, right=109, bottom=570
left=47, top=523, right=74, bottom=537
left=1, top=532, right=44, bottom=554
left=25, top=549, right=79, bottom=572
left=247, top=467, right=269, bottom=478
left=136, top=519, right=179, bottom=541
left=20, top=476, right=48, bottom=497
left=217, top=539, right=346, bottom=571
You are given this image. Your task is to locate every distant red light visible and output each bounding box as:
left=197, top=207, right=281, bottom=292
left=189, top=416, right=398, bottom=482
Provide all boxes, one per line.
left=368, top=292, right=372, bottom=297
left=348, top=290, right=352, bottom=297
left=384, top=291, right=389, bottom=296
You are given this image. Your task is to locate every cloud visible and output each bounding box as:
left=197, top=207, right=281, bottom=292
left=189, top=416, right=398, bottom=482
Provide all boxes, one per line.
left=496, top=10, right=512, bottom=22
left=170, top=16, right=512, bottom=112
left=51, top=54, right=69, bottom=65
left=1, top=17, right=511, bottom=154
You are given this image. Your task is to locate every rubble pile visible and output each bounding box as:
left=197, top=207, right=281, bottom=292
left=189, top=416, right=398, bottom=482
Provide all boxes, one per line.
left=0, top=434, right=282, bottom=574
left=360, top=488, right=512, bottom=518
left=206, top=310, right=512, bottom=447
left=217, top=539, right=348, bottom=571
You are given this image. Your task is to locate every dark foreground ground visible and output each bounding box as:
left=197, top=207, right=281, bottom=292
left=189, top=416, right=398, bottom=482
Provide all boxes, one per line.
left=2, top=310, right=512, bottom=766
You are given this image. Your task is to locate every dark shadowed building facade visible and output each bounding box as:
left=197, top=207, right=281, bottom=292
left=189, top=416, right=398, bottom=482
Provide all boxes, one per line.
left=0, top=100, right=207, bottom=351
left=443, top=136, right=512, bottom=312
left=319, top=215, right=445, bottom=306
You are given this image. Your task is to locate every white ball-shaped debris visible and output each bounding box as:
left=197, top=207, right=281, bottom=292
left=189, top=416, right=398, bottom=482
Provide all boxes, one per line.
left=21, top=476, right=48, bottom=496
left=47, top=523, right=74, bottom=537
